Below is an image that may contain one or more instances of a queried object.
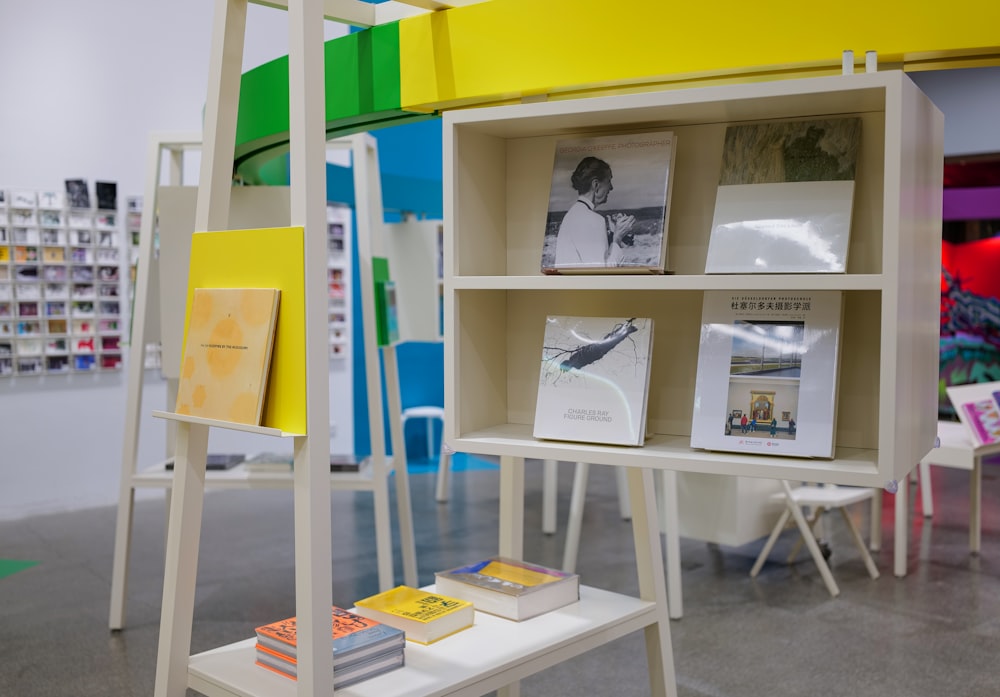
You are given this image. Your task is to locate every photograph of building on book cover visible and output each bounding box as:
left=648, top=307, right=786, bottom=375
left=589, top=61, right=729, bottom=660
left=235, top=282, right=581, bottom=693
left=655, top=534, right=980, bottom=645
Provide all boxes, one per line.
left=540, top=131, right=675, bottom=274
left=723, top=320, right=803, bottom=440
left=533, top=315, right=654, bottom=446
left=691, top=291, right=842, bottom=458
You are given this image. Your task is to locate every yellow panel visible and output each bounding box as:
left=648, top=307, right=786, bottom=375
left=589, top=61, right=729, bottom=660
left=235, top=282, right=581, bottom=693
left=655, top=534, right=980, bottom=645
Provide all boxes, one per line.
left=398, top=0, right=1000, bottom=111
left=182, top=227, right=306, bottom=434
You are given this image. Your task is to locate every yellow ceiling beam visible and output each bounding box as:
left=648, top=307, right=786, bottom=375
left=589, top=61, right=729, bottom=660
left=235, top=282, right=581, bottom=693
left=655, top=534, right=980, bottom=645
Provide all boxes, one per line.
left=398, top=0, right=1000, bottom=112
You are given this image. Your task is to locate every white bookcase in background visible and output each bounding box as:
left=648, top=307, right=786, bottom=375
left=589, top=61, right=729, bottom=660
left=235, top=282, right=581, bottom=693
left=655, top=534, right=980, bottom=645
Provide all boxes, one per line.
left=326, top=203, right=351, bottom=359
left=381, top=217, right=444, bottom=343
left=444, top=69, right=942, bottom=490
left=0, top=187, right=125, bottom=376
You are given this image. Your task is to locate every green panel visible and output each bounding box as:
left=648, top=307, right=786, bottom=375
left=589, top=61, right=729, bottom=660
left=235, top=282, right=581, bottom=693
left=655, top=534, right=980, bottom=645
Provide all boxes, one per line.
left=371, top=22, right=402, bottom=112
left=372, top=256, right=391, bottom=347
left=234, top=23, right=410, bottom=183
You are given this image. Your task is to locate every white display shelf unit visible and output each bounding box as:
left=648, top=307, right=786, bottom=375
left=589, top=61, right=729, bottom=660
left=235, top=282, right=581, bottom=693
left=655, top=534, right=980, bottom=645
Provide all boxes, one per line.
left=443, top=69, right=944, bottom=490
left=0, top=189, right=125, bottom=376
left=186, top=585, right=656, bottom=697
left=326, top=203, right=351, bottom=359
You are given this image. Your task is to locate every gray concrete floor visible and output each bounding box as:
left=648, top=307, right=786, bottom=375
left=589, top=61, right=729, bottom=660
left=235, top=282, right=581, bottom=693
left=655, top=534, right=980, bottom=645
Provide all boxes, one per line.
left=1, top=460, right=998, bottom=696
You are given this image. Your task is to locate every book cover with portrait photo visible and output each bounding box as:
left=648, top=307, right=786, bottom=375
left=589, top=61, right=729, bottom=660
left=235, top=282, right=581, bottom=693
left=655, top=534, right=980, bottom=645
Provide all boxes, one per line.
left=540, top=131, right=676, bottom=274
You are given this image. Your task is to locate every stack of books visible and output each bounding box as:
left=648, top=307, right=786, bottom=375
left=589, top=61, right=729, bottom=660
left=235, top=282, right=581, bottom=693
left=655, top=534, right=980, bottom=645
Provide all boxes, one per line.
left=254, top=606, right=405, bottom=688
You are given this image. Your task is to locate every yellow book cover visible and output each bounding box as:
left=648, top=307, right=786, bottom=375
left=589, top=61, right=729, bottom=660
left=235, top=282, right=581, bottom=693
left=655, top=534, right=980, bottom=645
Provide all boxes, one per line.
left=174, top=287, right=280, bottom=426
left=353, top=586, right=474, bottom=645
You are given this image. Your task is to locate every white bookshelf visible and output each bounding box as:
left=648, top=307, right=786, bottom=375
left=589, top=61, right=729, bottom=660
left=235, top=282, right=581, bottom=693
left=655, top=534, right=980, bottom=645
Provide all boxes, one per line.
left=0, top=186, right=125, bottom=376
left=326, top=203, right=351, bottom=359
left=187, top=585, right=657, bottom=697
left=443, top=69, right=943, bottom=490
left=150, top=3, right=939, bottom=695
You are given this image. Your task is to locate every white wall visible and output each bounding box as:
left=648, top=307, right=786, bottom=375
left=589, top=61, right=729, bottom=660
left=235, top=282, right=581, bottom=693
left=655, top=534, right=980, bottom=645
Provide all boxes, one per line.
left=0, top=2, right=349, bottom=520
left=909, top=67, right=1000, bottom=157
left=0, top=1, right=348, bottom=194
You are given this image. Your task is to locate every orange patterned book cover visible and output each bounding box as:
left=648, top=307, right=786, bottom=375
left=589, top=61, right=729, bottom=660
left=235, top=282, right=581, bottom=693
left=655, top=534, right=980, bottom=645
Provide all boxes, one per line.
left=255, top=606, right=404, bottom=665
left=174, top=287, right=280, bottom=425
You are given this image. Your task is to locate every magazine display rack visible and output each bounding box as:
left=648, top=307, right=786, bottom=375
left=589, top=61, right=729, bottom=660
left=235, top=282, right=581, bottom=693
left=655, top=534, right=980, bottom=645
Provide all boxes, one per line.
left=0, top=186, right=125, bottom=376
left=443, top=70, right=942, bottom=578
left=108, top=133, right=418, bottom=633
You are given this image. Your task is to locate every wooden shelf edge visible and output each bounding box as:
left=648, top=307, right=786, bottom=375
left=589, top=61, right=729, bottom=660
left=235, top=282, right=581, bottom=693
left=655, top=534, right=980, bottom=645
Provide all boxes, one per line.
left=451, top=425, right=884, bottom=487
left=451, top=274, right=886, bottom=291
left=151, top=410, right=303, bottom=438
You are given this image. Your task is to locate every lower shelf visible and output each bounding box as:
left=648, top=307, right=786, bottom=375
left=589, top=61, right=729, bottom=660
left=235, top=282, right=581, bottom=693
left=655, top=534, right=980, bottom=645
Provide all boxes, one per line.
left=187, top=585, right=659, bottom=697
left=132, top=458, right=385, bottom=492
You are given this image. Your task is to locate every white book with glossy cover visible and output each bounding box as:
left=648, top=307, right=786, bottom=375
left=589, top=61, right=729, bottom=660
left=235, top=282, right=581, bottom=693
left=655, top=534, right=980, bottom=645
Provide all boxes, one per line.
left=705, top=118, right=861, bottom=274
left=690, top=291, right=843, bottom=458
left=533, top=315, right=653, bottom=446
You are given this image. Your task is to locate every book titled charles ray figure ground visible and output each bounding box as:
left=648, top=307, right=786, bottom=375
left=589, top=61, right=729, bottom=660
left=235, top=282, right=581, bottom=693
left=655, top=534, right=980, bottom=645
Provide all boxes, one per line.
left=353, top=586, right=474, bottom=645
left=541, top=130, right=676, bottom=274
left=174, top=287, right=280, bottom=426
left=533, top=315, right=654, bottom=446
left=434, top=557, right=580, bottom=621
left=705, top=117, right=861, bottom=274
left=254, top=605, right=405, bottom=686
left=690, top=291, right=843, bottom=458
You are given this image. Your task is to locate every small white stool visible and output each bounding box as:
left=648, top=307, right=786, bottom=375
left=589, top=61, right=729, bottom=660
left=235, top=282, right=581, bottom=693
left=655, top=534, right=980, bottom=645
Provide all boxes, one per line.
left=400, top=405, right=452, bottom=502
left=750, top=481, right=880, bottom=597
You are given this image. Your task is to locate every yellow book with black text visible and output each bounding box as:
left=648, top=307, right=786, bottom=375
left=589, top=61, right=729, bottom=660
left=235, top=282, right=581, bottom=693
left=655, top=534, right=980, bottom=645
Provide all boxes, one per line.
left=353, top=586, right=473, bottom=645
left=174, top=287, right=280, bottom=426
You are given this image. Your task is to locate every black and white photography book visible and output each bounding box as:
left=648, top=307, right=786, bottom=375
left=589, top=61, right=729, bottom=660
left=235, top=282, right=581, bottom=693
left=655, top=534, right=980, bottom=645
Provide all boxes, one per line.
left=540, top=131, right=676, bottom=274
left=704, top=117, right=861, bottom=274
left=533, top=315, right=654, bottom=446
left=690, top=291, right=843, bottom=458
left=95, top=181, right=118, bottom=211
left=64, top=179, right=91, bottom=209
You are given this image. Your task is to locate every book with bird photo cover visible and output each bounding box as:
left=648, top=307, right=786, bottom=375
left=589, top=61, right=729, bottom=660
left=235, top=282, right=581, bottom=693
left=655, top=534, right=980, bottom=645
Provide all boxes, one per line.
left=704, top=117, right=861, bottom=274
left=690, top=291, right=843, bottom=458
left=533, top=315, right=654, bottom=446
left=540, top=131, right=676, bottom=274
left=434, top=556, right=580, bottom=621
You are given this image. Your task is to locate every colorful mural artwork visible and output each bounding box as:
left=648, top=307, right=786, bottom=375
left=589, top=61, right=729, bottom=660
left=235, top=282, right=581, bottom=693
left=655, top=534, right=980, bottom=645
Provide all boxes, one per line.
left=940, top=237, right=1000, bottom=416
